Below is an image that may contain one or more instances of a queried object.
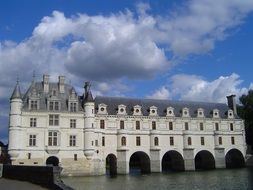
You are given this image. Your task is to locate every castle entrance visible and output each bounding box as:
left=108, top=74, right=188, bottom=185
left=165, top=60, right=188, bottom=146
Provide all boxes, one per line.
left=162, top=150, right=185, bottom=172
left=106, top=154, right=117, bottom=176
left=195, top=150, right=215, bottom=170
left=129, top=151, right=150, bottom=174
left=225, top=149, right=245, bottom=168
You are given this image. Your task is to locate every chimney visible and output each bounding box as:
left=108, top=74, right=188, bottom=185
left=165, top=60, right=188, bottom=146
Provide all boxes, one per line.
left=58, top=76, right=65, bottom=93
left=43, top=74, right=49, bottom=93
left=227, top=95, right=237, bottom=115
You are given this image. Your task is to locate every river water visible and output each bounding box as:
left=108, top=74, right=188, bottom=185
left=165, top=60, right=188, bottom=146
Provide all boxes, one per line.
left=63, top=168, right=253, bottom=190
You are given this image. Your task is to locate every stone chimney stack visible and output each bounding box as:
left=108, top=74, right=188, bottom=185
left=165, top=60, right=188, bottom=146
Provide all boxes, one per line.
left=43, top=74, right=49, bottom=93
left=58, top=76, right=65, bottom=93
left=227, top=94, right=237, bottom=115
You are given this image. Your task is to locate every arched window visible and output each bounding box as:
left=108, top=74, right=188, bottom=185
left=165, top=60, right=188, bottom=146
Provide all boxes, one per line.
left=188, top=137, right=192, bottom=145
left=154, top=137, right=159, bottom=146
left=121, top=136, right=126, bottom=146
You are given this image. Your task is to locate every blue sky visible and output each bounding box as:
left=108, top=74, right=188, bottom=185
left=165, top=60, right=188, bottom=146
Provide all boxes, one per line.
left=0, top=0, right=253, bottom=143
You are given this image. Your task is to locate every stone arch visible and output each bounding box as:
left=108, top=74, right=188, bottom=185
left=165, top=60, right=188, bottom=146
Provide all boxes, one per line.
left=106, top=153, right=117, bottom=176
left=129, top=151, right=150, bottom=174
left=162, top=150, right=185, bottom=172
left=225, top=148, right=245, bottom=168
left=195, top=150, right=215, bottom=170
left=46, top=156, right=59, bottom=166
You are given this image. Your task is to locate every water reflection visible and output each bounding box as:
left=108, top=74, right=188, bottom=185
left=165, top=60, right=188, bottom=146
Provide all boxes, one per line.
left=63, top=168, right=253, bottom=190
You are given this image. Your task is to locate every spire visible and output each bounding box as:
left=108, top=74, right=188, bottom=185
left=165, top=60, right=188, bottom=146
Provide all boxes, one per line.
left=10, top=78, right=22, bottom=100
left=84, top=81, right=94, bottom=102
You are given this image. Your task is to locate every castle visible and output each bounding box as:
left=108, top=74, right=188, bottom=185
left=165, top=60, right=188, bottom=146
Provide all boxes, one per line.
left=8, top=74, right=246, bottom=176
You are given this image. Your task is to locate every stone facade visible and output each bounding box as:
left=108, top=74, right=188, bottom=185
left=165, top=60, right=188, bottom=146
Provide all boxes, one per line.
left=8, top=75, right=247, bottom=176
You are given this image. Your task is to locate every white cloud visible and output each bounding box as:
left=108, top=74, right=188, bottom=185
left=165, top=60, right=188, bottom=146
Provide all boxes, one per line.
left=149, top=73, right=251, bottom=103
left=147, top=86, right=170, bottom=99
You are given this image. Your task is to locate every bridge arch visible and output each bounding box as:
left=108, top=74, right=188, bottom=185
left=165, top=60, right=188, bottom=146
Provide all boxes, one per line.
left=195, top=150, right=215, bottom=170
left=46, top=156, right=59, bottom=166
left=106, top=153, right=117, bottom=176
left=129, top=151, right=150, bottom=174
left=225, top=148, right=245, bottom=168
left=162, top=150, right=185, bottom=172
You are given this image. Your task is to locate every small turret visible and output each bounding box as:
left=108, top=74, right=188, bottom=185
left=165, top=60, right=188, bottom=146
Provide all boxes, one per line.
left=9, top=80, right=23, bottom=163
left=83, top=81, right=95, bottom=160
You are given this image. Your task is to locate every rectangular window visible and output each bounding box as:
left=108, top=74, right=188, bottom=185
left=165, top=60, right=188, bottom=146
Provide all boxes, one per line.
left=70, top=119, right=76, bottom=128
left=49, top=101, right=60, bottom=111
left=49, top=115, right=59, bottom=126
left=201, top=137, right=205, bottom=145
left=136, top=136, right=141, bottom=146
left=30, top=118, right=37, bottom=127
left=28, top=153, right=31, bottom=159
left=29, top=135, right=36, bottom=146
left=136, top=121, right=140, bottom=130
left=230, top=123, right=234, bottom=131
left=170, top=137, right=174, bottom=146
left=74, top=154, right=77, bottom=161
left=152, top=121, right=156, bottom=130
left=69, top=135, right=76, bottom=146
left=102, top=136, right=105, bottom=146
left=31, top=100, right=38, bottom=110
left=200, top=123, right=204, bottom=131
left=188, top=137, right=192, bottom=145
left=219, top=137, right=222, bottom=145
left=185, top=122, right=189, bottom=130
left=48, top=131, right=58, bottom=146
left=95, top=140, right=98, bottom=146
left=100, top=120, right=105, bottom=129
left=169, top=122, right=173, bottom=130
left=215, top=123, right=219, bottom=131
left=120, top=120, right=124, bottom=129
left=231, top=137, right=235, bottom=145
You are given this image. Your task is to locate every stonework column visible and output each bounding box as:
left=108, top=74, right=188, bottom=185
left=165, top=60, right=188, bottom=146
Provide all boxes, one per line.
left=214, top=148, right=226, bottom=169
left=150, top=149, right=161, bottom=172
left=183, top=148, right=195, bottom=171
left=117, top=150, right=129, bottom=174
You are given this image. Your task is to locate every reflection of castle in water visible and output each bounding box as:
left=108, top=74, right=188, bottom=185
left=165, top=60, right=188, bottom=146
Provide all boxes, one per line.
left=8, top=74, right=246, bottom=176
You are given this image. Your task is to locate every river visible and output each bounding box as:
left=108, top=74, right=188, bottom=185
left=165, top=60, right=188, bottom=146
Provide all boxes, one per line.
left=63, top=168, right=253, bottom=190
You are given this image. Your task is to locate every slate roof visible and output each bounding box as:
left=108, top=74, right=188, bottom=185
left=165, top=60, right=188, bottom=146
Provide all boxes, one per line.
left=95, top=96, right=236, bottom=119
left=22, top=82, right=83, bottom=111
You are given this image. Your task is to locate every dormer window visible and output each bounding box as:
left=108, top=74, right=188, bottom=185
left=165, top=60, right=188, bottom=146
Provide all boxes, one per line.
left=48, top=101, right=60, bottom=111
left=227, top=110, right=234, bottom=119
left=182, top=108, right=189, bottom=117
left=133, top=105, right=142, bottom=116
left=213, top=109, right=220, bottom=118
left=117, top=104, right=126, bottom=115
left=30, top=100, right=38, bottom=110
left=149, top=106, right=157, bottom=116
left=197, top=108, right=204, bottom=117
left=166, top=107, right=174, bottom=117
left=70, top=102, right=77, bottom=112
left=98, top=104, right=107, bottom=114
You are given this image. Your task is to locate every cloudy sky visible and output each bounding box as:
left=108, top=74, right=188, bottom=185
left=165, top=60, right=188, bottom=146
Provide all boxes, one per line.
left=1, top=0, right=253, bottom=143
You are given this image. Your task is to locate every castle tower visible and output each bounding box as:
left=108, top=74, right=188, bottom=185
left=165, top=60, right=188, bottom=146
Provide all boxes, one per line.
left=8, top=80, right=22, bottom=162
left=83, top=81, right=95, bottom=160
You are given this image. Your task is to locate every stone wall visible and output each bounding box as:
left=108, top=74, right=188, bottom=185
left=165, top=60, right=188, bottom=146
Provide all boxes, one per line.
left=2, top=165, right=73, bottom=190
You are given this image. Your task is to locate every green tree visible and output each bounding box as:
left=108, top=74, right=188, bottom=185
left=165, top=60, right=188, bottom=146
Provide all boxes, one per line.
left=238, top=90, right=253, bottom=151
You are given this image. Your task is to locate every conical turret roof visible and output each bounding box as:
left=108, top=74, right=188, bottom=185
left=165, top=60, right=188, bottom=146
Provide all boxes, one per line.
left=10, top=81, right=21, bottom=99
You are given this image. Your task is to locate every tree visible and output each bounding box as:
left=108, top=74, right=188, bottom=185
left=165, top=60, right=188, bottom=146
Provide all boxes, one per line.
left=238, top=90, right=253, bottom=151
